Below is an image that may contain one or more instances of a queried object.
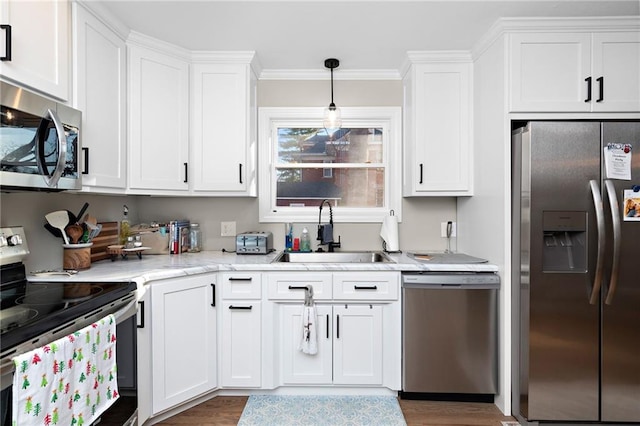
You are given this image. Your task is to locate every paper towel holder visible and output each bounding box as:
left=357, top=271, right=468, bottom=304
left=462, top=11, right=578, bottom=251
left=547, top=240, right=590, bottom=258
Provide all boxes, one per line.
left=381, top=210, right=402, bottom=254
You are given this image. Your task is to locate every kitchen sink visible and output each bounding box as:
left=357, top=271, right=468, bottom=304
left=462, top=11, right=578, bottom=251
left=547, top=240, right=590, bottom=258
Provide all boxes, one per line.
left=272, top=251, right=395, bottom=264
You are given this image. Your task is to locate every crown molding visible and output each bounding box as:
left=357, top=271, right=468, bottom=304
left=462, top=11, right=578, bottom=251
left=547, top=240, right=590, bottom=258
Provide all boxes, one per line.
left=74, top=0, right=130, bottom=40
left=400, top=50, right=473, bottom=77
left=191, top=51, right=263, bottom=75
left=472, top=16, right=640, bottom=59
left=258, top=68, right=402, bottom=81
left=127, top=31, right=192, bottom=62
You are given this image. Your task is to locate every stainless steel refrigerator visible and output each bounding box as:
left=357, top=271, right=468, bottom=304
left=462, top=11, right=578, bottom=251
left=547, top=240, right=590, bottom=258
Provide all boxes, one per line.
left=512, top=121, right=640, bottom=424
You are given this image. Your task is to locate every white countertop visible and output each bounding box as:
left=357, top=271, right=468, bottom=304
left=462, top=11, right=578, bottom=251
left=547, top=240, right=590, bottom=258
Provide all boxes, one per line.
left=27, top=250, right=499, bottom=286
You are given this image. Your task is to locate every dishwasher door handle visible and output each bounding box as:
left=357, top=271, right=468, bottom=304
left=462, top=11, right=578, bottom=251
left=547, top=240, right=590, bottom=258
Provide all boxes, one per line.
left=402, top=282, right=499, bottom=290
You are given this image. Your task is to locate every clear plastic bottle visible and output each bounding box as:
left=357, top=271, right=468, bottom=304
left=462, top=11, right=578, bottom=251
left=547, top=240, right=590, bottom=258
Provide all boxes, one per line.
left=189, top=223, right=202, bottom=252
left=300, top=227, right=311, bottom=252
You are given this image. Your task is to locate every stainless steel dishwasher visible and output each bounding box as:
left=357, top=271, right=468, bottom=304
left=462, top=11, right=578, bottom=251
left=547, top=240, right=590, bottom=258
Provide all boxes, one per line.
left=401, top=272, right=500, bottom=401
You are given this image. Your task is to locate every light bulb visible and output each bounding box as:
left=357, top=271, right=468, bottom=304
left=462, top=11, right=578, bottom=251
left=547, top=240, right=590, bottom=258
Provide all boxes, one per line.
left=323, top=104, right=342, bottom=129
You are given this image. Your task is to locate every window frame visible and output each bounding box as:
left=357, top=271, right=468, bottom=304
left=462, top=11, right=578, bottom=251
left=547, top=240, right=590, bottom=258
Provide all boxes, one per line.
left=258, top=107, right=402, bottom=223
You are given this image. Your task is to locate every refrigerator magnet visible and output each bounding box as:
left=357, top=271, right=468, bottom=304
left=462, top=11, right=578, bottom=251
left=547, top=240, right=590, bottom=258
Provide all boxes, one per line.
left=604, top=143, right=632, bottom=180
left=623, top=189, right=640, bottom=221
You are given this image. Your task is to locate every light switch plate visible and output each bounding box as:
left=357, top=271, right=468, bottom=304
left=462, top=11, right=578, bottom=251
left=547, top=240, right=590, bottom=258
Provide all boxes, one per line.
left=221, top=221, right=236, bottom=237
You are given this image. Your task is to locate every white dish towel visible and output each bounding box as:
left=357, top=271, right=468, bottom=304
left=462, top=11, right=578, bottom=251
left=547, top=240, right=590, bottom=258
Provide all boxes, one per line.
left=299, top=305, right=318, bottom=355
left=12, top=314, right=120, bottom=426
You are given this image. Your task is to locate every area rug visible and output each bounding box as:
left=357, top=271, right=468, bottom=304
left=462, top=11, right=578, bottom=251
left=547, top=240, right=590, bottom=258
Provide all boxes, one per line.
left=238, top=395, right=407, bottom=426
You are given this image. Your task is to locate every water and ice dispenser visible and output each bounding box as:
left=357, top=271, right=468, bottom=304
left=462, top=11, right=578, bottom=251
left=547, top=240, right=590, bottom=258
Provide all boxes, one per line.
left=542, top=211, right=587, bottom=272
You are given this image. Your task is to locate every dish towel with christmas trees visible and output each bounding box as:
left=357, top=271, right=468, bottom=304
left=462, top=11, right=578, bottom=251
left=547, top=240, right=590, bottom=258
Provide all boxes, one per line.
left=12, top=314, right=119, bottom=426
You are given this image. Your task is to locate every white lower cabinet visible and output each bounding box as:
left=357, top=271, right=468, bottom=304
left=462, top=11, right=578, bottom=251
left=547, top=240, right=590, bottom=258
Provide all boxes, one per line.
left=150, top=274, right=217, bottom=414
left=220, top=272, right=262, bottom=388
left=281, top=304, right=383, bottom=386
left=271, top=271, right=399, bottom=389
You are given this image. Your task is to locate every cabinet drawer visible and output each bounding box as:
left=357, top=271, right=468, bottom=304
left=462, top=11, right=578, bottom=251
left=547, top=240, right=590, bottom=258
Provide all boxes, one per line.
left=221, top=272, right=262, bottom=299
left=333, top=272, right=399, bottom=301
left=267, top=273, right=332, bottom=300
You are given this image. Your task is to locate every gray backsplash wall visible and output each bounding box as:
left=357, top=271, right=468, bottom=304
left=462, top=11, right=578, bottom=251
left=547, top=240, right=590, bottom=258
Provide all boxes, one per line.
left=1, top=192, right=455, bottom=272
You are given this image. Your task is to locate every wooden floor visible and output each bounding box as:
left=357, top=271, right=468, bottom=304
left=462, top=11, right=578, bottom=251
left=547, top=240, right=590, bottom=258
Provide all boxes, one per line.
left=157, top=396, right=517, bottom=426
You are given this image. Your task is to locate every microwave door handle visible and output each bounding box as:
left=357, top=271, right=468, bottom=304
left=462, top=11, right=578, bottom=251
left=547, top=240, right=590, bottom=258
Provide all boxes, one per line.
left=38, top=108, right=67, bottom=187
left=604, top=180, right=621, bottom=305
left=589, top=179, right=605, bottom=305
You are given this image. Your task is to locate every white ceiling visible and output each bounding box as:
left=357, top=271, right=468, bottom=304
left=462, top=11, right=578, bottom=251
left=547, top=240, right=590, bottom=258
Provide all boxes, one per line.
left=95, top=0, right=639, bottom=75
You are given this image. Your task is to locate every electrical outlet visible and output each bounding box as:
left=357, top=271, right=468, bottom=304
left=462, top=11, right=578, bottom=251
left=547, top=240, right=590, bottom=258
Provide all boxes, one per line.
left=221, top=221, right=236, bottom=237
left=440, top=221, right=457, bottom=238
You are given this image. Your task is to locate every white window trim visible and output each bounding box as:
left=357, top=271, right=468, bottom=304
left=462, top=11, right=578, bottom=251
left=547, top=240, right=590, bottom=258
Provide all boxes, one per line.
left=258, top=106, right=402, bottom=223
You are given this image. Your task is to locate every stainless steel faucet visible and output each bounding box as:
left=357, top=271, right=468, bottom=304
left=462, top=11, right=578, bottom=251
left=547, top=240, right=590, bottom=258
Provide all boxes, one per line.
left=317, top=199, right=341, bottom=252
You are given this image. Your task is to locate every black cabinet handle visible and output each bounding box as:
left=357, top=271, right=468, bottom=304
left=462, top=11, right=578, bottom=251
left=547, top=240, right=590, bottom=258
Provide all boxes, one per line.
left=336, top=314, right=340, bottom=339
left=82, top=147, right=89, bottom=175
left=239, top=163, right=243, bottom=184
left=585, top=76, right=592, bottom=102
left=326, top=314, right=330, bottom=339
left=137, top=301, right=145, bottom=328
left=229, top=305, right=252, bottom=310
left=229, top=277, right=252, bottom=282
left=1, top=25, right=11, bottom=61
left=288, top=285, right=307, bottom=290
left=183, top=162, right=188, bottom=183
left=354, top=285, right=378, bottom=290
left=211, top=283, right=216, bottom=307
left=419, top=163, right=424, bottom=184
left=596, top=76, right=604, bottom=102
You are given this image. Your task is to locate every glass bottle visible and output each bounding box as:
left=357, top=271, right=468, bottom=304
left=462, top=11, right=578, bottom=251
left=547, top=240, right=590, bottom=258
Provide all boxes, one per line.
left=119, top=205, right=130, bottom=245
left=189, top=223, right=202, bottom=252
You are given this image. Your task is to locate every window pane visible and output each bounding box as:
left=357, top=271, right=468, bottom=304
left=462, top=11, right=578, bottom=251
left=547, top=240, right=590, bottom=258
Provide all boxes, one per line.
left=276, top=167, right=384, bottom=208
left=277, top=128, right=383, bottom=164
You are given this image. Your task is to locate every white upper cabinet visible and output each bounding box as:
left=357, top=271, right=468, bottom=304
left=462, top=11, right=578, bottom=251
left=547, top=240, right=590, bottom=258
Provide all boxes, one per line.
left=510, top=31, right=640, bottom=112
left=191, top=58, right=258, bottom=195
left=403, top=54, right=473, bottom=196
left=0, top=0, right=69, bottom=100
left=128, top=36, right=190, bottom=193
left=73, top=3, right=127, bottom=191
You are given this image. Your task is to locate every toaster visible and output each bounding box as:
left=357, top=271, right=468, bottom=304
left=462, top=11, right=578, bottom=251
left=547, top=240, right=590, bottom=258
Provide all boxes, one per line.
left=236, top=231, right=273, bottom=254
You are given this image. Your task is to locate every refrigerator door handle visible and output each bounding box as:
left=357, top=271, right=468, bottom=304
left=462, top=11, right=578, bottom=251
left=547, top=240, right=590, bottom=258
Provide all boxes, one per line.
left=604, top=180, right=621, bottom=305
left=589, top=180, right=605, bottom=305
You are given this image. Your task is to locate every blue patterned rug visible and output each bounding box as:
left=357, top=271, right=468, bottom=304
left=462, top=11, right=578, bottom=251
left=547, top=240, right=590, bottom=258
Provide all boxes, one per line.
left=238, top=395, right=407, bottom=426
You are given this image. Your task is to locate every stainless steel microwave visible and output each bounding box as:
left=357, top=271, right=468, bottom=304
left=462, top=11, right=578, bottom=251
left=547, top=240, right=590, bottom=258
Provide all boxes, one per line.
left=0, top=81, right=82, bottom=191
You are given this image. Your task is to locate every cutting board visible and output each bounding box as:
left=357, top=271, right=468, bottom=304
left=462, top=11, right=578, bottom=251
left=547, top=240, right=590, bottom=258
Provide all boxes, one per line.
left=91, top=221, right=119, bottom=262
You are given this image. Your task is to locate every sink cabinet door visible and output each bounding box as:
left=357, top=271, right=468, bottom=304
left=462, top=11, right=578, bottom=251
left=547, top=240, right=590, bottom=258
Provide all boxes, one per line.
left=150, top=274, right=217, bottom=414
left=281, top=304, right=333, bottom=384
left=333, top=304, right=383, bottom=385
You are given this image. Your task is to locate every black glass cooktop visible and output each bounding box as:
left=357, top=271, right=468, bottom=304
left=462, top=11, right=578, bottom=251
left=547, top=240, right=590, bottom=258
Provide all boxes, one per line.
left=1, top=262, right=136, bottom=353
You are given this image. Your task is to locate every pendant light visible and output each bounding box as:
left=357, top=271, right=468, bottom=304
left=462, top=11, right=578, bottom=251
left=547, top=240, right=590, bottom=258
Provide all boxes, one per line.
left=323, top=58, right=342, bottom=129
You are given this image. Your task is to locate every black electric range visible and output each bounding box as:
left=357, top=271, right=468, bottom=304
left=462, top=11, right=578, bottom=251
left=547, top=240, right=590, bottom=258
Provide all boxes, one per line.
left=0, top=261, right=137, bottom=353
left=0, top=227, right=137, bottom=357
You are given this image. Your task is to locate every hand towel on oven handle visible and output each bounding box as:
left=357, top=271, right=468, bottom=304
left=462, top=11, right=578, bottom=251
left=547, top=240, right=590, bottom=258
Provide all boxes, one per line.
left=12, top=314, right=119, bottom=426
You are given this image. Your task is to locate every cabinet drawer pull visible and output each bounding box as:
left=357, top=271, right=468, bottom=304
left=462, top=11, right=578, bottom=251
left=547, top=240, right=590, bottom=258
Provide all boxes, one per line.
left=326, top=314, right=330, bottom=339
left=419, top=163, right=424, bottom=184
left=354, top=285, right=378, bottom=290
left=229, top=305, right=252, bottom=310
left=288, top=285, right=307, bottom=290
left=336, top=314, right=340, bottom=339
left=228, top=277, right=252, bottom=282
left=596, top=76, right=604, bottom=102
left=137, top=301, right=145, bottom=328
left=211, top=283, right=216, bottom=307
left=0, top=25, right=11, bottom=61
left=82, top=147, right=89, bottom=175
left=183, top=162, right=188, bottom=183
left=239, top=163, right=243, bottom=184
left=585, top=76, right=592, bottom=102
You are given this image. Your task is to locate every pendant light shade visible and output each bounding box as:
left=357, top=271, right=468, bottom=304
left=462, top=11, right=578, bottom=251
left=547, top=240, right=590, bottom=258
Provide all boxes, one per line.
left=323, top=58, right=342, bottom=129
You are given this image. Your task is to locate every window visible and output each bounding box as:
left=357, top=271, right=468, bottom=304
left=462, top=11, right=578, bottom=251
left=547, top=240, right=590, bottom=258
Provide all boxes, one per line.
left=259, top=107, right=402, bottom=223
